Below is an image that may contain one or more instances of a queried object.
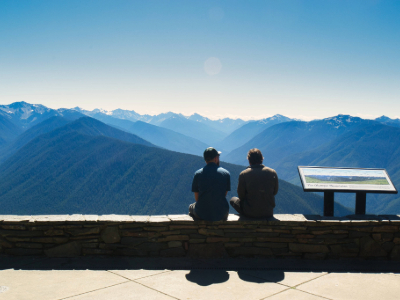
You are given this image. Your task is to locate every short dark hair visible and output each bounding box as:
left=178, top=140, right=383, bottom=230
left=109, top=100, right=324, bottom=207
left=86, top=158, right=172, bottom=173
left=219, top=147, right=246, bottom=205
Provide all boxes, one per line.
left=247, top=148, right=263, bottom=165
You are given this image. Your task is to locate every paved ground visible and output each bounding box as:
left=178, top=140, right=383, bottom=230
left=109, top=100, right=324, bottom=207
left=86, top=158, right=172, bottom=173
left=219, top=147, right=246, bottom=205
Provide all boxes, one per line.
left=1, top=256, right=400, bottom=300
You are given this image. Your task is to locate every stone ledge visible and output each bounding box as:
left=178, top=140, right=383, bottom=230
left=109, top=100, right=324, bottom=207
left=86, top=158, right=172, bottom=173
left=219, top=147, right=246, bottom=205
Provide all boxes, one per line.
left=1, top=214, right=400, bottom=260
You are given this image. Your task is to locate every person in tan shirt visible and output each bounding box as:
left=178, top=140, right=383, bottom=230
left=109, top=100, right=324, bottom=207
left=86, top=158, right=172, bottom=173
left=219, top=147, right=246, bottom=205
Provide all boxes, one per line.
left=230, top=148, right=279, bottom=218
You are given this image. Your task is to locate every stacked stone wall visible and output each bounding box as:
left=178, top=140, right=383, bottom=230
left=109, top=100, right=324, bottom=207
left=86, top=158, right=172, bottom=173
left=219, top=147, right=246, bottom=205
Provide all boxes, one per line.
left=1, top=214, right=400, bottom=260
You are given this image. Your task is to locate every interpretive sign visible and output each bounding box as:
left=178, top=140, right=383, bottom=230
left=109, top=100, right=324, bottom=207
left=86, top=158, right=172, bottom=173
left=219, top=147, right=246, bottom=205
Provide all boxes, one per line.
left=298, top=166, right=397, bottom=193
left=298, top=166, right=397, bottom=216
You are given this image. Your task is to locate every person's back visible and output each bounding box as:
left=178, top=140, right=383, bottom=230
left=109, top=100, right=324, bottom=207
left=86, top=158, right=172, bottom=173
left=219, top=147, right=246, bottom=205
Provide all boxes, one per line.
left=230, top=148, right=278, bottom=218
left=238, top=164, right=278, bottom=217
left=189, top=147, right=230, bottom=221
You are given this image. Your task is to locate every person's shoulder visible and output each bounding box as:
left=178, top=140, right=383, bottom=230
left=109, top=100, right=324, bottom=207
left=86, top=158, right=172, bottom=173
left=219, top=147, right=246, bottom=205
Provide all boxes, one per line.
left=240, top=166, right=252, bottom=175
left=194, top=167, right=204, bottom=175
left=262, top=165, right=277, bottom=174
left=217, top=167, right=230, bottom=175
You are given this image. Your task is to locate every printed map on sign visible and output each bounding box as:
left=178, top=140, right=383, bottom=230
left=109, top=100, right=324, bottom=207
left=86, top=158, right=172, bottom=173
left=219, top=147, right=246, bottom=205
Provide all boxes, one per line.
left=298, top=167, right=397, bottom=192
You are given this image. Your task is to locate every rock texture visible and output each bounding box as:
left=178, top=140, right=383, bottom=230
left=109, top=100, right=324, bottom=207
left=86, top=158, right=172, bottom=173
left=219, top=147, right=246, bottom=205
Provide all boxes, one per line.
left=1, top=214, right=400, bottom=259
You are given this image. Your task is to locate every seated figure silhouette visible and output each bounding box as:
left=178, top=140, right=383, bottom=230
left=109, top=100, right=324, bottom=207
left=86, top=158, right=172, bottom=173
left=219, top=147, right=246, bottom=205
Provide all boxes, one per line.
left=230, top=148, right=279, bottom=218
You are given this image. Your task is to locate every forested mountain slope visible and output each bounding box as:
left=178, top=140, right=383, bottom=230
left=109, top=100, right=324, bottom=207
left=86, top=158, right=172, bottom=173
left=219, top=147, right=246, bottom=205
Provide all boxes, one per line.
left=0, top=122, right=351, bottom=216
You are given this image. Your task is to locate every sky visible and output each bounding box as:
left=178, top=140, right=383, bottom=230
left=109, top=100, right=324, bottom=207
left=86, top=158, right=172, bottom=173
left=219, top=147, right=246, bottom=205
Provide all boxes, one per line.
left=0, top=0, right=399, bottom=121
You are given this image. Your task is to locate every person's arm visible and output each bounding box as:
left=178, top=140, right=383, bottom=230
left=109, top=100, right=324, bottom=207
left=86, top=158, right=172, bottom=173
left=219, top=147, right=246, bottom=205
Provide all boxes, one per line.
left=237, top=173, right=246, bottom=200
left=192, top=173, right=199, bottom=201
left=273, top=172, right=279, bottom=196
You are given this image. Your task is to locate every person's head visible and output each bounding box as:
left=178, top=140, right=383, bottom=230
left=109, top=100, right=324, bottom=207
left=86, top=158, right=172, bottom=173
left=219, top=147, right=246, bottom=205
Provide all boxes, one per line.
left=203, top=147, right=221, bottom=166
left=247, top=148, right=263, bottom=165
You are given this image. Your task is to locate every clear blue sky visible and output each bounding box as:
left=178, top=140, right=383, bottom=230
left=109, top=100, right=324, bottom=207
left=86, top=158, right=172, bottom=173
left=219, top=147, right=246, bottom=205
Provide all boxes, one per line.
left=1, top=0, right=399, bottom=120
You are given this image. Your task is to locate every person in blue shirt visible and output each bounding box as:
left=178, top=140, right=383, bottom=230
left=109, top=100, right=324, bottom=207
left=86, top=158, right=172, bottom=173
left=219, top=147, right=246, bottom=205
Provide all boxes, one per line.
left=189, top=147, right=231, bottom=221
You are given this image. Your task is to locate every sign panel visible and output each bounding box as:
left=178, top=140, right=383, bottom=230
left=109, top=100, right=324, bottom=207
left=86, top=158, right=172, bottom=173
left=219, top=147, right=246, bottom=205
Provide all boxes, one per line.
left=298, top=166, right=397, bottom=193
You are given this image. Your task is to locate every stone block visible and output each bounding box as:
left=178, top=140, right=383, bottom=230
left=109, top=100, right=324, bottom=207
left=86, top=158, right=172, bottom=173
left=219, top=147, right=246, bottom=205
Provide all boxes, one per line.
left=31, top=237, right=69, bottom=244
left=257, top=237, right=296, bottom=243
left=33, top=215, right=69, bottom=222
left=333, top=230, right=348, bottom=234
left=0, top=237, right=12, bottom=248
left=218, top=225, right=245, bottom=229
left=253, top=242, right=287, bottom=248
left=148, top=216, right=170, bottom=223
left=44, top=229, right=64, bottom=236
left=157, top=235, right=189, bottom=242
left=372, top=233, right=381, bottom=241
left=44, top=241, right=81, bottom=257
left=227, top=247, right=273, bottom=257
left=120, top=231, right=150, bottom=237
left=143, top=226, right=168, bottom=232
left=224, top=243, right=241, bottom=247
left=187, top=242, right=227, bottom=258
left=390, top=245, right=400, bottom=260
left=393, top=237, right=400, bottom=244
left=83, top=248, right=113, bottom=255
left=160, top=247, right=186, bottom=257
left=289, top=243, right=329, bottom=253
left=359, top=236, right=387, bottom=257
left=5, top=237, right=30, bottom=242
left=382, top=233, right=394, bottom=242
left=206, top=237, right=230, bottom=243
left=15, top=242, right=43, bottom=249
left=81, top=243, right=98, bottom=248
left=131, top=215, right=149, bottom=222
left=160, top=230, right=181, bottom=236
left=198, top=228, right=224, bottom=236
left=98, top=215, right=134, bottom=222
left=84, top=215, right=99, bottom=222
left=101, top=226, right=121, bottom=244
left=311, top=230, right=332, bottom=235
left=1, top=215, right=32, bottom=222
left=296, top=234, right=314, bottom=239
left=168, top=241, right=182, bottom=248
left=66, top=214, right=85, bottom=222
left=120, top=237, right=149, bottom=245
left=372, top=226, right=398, bottom=232
left=170, top=225, right=198, bottom=230
left=29, top=225, right=53, bottom=231
left=188, top=239, right=206, bottom=244
left=0, top=230, right=43, bottom=237
left=1, top=224, right=26, bottom=230
left=66, top=227, right=100, bottom=236
left=382, top=242, right=395, bottom=252
left=349, top=231, right=370, bottom=238
left=118, top=223, right=144, bottom=229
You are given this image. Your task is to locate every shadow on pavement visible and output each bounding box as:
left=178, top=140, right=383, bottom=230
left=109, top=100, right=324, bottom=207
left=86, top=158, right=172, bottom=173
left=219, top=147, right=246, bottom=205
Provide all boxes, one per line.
left=1, top=255, right=400, bottom=274
left=185, top=269, right=230, bottom=286
left=238, top=270, right=285, bottom=283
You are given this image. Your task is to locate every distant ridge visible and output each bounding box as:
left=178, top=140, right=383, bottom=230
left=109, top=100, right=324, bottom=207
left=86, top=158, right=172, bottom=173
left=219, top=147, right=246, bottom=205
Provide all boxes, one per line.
left=225, top=115, right=378, bottom=166
left=217, top=114, right=293, bottom=152
left=89, top=112, right=208, bottom=156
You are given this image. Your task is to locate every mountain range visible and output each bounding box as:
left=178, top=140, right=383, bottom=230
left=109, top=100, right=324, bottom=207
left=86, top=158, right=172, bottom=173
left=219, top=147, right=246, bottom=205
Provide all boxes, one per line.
left=2, top=101, right=400, bottom=216
left=0, top=115, right=351, bottom=216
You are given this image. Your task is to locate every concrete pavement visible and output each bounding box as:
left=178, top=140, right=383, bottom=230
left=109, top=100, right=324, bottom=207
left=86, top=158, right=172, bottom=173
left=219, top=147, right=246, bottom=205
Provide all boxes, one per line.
left=1, top=256, right=400, bottom=299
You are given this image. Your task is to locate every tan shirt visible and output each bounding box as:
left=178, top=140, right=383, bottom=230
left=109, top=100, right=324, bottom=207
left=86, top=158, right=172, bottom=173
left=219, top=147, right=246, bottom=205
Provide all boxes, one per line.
left=237, top=164, right=279, bottom=217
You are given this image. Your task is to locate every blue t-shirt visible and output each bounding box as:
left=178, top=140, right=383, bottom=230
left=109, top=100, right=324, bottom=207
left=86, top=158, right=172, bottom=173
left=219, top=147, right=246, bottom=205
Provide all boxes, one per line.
left=191, top=163, right=230, bottom=221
